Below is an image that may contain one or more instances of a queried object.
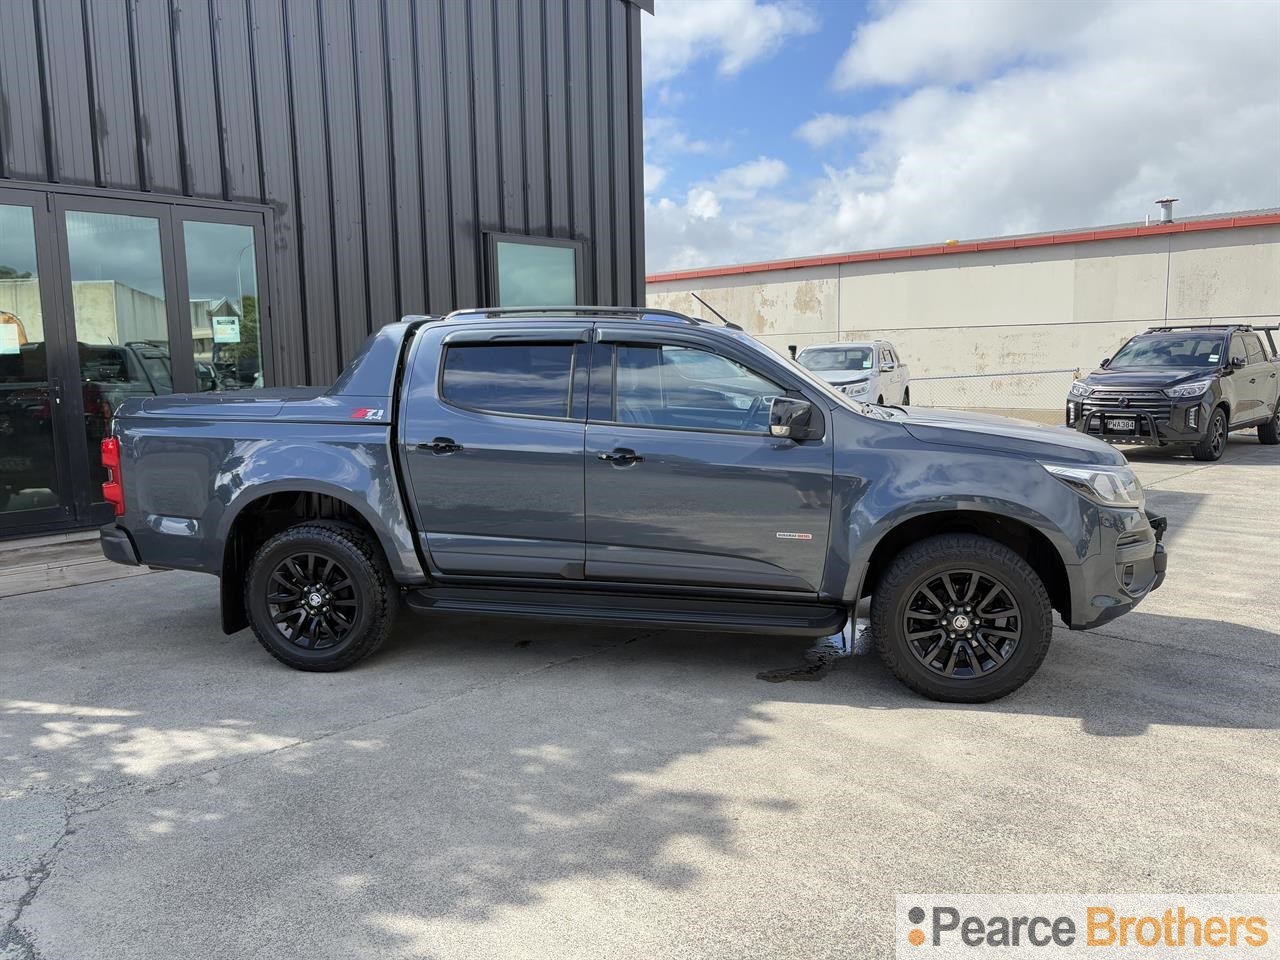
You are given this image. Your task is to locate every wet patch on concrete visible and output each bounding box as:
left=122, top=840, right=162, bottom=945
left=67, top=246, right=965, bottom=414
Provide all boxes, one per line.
left=756, top=619, right=871, bottom=682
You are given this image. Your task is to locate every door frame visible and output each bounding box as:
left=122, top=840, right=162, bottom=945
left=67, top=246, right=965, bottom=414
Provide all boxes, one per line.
left=0, top=187, right=79, bottom=536
left=0, top=179, right=275, bottom=536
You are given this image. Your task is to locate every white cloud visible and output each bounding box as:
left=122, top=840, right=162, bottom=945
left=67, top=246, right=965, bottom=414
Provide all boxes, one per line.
left=643, top=0, right=818, bottom=87
left=644, top=163, right=667, bottom=194
left=794, top=113, right=859, bottom=148
left=646, top=0, right=1280, bottom=272
left=832, top=0, right=1101, bottom=90
left=685, top=187, right=722, bottom=219
left=714, top=156, right=789, bottom=198
left=644, top=116, right=716, bottom=157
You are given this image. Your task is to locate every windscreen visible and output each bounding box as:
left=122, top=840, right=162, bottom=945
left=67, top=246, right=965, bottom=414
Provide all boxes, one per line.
left=1109, top=335, right=1225, bottom=368
left=797, top=346, right=875, bottom=371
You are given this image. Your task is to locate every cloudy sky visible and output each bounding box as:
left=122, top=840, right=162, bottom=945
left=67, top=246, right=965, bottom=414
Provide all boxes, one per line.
left=641, top=0, right=1280, bottom=273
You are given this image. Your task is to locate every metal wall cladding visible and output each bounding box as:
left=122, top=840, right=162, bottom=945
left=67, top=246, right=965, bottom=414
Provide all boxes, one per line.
left=0, top=0, right=646, bottom=384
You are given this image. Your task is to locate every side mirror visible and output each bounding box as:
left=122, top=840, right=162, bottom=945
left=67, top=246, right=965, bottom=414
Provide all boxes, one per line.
left=1100, top=357, right=1111, bottom=368
left=880, top=360, right=896, bottom=372
left=769, top=396, right=815, bottom=439
left=1231, top=356, right=1247, bottom=369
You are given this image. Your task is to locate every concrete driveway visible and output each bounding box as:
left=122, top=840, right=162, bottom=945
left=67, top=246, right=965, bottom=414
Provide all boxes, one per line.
left=3, top=438, right=1278, bottom=959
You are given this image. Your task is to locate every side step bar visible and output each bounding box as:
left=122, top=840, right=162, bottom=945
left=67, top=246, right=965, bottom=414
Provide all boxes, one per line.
left=404, top=585, right=847, bottom=638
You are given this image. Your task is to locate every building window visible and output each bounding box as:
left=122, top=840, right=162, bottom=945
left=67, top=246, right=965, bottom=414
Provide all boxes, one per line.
left=487, top=233, right=584, bottom=307
left=182, top=221, right=263, bottom=391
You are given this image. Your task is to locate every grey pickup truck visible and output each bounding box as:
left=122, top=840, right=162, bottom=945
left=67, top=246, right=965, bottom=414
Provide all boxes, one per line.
left=100, top=307, right=1166, bottom=702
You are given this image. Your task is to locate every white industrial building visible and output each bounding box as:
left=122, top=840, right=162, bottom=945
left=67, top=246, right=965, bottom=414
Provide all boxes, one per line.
left=646, top=208, right=1280, bottom=411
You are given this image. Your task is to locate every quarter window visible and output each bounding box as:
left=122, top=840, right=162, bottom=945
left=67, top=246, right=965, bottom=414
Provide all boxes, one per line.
left=613, top=343, right=780, bottom=433
left=441, top=343, right=575, bottom=418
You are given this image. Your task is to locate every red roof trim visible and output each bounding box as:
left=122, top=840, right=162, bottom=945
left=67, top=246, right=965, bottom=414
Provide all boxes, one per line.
left=645, top=213, right=1280, bottom=284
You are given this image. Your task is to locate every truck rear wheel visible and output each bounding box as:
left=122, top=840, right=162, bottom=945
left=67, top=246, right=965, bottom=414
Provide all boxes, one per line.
left=871, top=533, right=1053, bottom=702
left=1259, top=407, right=1279, bottom=445
left=245, top=521, right=398, bottom=671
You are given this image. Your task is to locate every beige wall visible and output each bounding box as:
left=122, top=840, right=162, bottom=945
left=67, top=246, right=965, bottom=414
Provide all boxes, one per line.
left=647, top=225, right=1280, bottom=400
left=0, top=279, right=45, bottom=340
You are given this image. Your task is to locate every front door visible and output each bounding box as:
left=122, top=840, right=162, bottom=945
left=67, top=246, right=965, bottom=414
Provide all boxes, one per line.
left=400, top=326, right=590, bottom=579
left=584, top=335, right=834, bottom=593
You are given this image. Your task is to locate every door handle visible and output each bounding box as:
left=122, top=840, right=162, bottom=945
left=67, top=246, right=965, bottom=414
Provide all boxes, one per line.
left=1249, top=377, right=1257, bottom=383
left=419, top=437, right=463, bottom=455
left=597, top=448, right=643, bottom=465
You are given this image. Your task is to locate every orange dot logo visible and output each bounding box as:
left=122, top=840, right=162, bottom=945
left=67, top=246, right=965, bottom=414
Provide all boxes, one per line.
left=907, top=906, right=927, bottom=946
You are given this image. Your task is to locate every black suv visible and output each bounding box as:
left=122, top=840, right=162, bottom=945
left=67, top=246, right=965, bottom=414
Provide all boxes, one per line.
left=1066, top=324, right=1280, bottom=460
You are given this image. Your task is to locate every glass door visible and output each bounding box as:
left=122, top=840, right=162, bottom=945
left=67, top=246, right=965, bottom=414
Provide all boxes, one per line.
left=0, top=191, right=77, bottom=535
left=55, top=196, right=181, bottom=522
left=174, top=213, right=269, bottom=393
left=0, top=188, right=273, bottom=537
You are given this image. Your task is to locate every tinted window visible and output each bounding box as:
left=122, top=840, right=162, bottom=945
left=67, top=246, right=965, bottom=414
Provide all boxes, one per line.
left=1243, top=334, right=1266, bottom=365
left=797, top=345, right=874, bottom=372
left=442, top=343, right=574, bottom=418
left=613, top=344, right=780, bottom=432
left=1110, top=335, right=1225, bottom=368
left=494, top=241, right=577, bottom=306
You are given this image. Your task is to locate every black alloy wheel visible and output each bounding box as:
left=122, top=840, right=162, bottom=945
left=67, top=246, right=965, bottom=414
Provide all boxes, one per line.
left=266, top=551, right=360, bottom=650
left=245, top=521, right=397, bottom=671
left=871, top=533, right=1053, bottom=702
left=902, top=569, right=1021, bottom=679
left=1192, top=408, right=1227, bottom=461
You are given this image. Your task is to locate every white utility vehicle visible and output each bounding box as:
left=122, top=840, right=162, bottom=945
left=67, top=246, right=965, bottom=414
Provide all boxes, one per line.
left=794, top=341, right=911, bottom=405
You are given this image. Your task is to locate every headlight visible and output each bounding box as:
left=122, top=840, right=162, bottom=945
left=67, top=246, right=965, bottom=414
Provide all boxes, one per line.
left=1069, top=381, right=1093, bottom=398
left=1163, top=380, right=1212, bottom=399
left=841, top=381, right=870, bottom=395
left=1042, top=463, right=1145, bottom=509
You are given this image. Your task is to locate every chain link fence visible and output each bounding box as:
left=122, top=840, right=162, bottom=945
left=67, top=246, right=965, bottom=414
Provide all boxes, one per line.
left=906, top=368, right=1078, bottom=425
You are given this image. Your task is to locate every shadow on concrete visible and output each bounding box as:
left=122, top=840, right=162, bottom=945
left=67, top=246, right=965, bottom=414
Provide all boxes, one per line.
left=2, top=557, right=1277, bottom=957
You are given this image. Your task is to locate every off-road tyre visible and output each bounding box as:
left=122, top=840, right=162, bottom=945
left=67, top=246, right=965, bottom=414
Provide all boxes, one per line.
left=1191, top=407, right=1228, bottom=461
left=245, top=521, right=398, bottom=671
left=871, top=533, right=1054, bottom=702
left=1258, top=406, right=1279, bottom=445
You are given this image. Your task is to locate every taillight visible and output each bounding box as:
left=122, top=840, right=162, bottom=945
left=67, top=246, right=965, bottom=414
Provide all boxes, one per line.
left=101, top=437, right=124, bottom=516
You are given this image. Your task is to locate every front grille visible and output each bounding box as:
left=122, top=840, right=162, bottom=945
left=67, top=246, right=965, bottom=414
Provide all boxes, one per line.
left=1081, top=391, right=1171, bottom=439
left=1083, top=392, right=1172, bottom=419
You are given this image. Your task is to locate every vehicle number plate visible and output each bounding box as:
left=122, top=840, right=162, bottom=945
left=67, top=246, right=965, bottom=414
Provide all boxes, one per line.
left=1105, top=417, right=1136, bottom=433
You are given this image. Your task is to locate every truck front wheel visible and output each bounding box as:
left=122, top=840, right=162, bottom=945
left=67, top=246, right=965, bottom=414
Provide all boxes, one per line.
left=871, top=534, right=1054, bottom=702
left=1191, top=407, right=1228, bottom=460
left=245, top=521, right=398, bottom=671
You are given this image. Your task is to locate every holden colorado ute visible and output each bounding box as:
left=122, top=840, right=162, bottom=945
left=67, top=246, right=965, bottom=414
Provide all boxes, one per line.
left=100, top=307, right=1166, bottom=702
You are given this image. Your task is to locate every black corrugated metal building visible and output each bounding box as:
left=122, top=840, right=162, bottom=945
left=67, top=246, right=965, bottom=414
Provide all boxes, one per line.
left=0, top=0, right=650, bottom=537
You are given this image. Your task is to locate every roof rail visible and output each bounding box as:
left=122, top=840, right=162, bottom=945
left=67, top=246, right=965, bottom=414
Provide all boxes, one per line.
left=438, top=305, right=744, bottom=330
left=1144, top=323, right=1252, bottom=333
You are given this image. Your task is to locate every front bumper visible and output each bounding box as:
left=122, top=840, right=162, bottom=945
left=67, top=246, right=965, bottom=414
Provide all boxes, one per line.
left=1068, top=509, right=1166, bottom=630
left=99, top=523, right=141, bottom=566
left=1065, top=397, right=1210, bottom=446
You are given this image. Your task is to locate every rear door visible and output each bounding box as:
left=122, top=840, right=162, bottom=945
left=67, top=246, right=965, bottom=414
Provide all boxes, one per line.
left=1241, top=334, right=1275, bottom=421
left=583, top=330, right=834, bottom=593
left=400, top=323, right=591, bottom=579
left=882, top=345, right=905, bottom=403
